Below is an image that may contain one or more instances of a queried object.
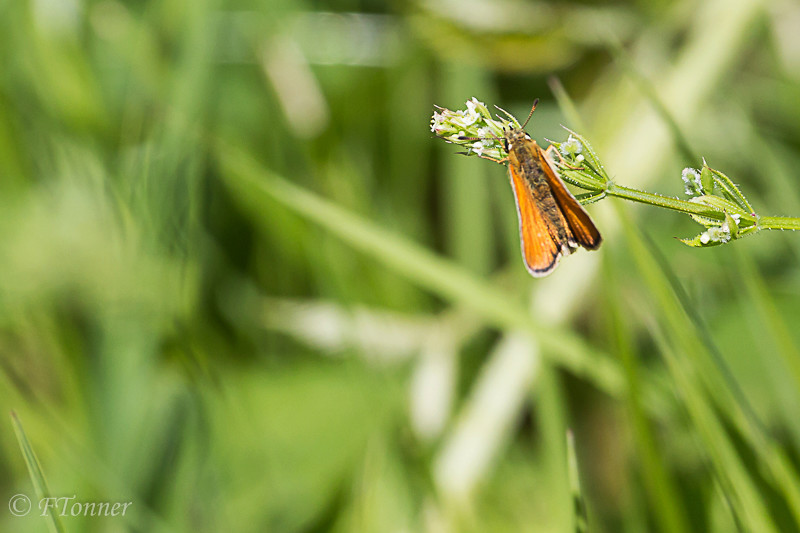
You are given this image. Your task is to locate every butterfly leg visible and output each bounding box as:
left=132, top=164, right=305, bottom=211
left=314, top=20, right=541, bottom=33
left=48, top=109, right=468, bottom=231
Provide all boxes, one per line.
left=477, top=154, right=508, bottom=164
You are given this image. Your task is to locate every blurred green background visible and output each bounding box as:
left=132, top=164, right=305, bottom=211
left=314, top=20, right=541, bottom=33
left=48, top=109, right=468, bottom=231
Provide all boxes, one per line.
left=3, top=0, right=800, bottom=531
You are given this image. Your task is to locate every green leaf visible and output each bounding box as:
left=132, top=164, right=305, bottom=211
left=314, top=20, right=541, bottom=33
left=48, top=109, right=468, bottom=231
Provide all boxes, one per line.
left=559, top=168, right=606, bottom=192
left=574, top=190, right=606, bottom=205
left=725, top=211, right=740, bottom=237
left=705, top=164, right=754, bottom=213
left=679, top=232, right=724, bottom=248
left=686, top=195, right=755, bottom=230
left=700, top=165, right=714, bottom=195
left=688, top=194, right=748, bottom=216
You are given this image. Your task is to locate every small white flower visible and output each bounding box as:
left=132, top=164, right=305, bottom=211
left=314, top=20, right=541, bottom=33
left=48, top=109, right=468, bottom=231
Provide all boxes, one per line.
left=466, top=97, right=485, bottom=115
left=429, top=115, right=440, bottom=133
left=682, top=168, right=701, bottom=196
left=731, top=214, right=741, bottom=224
left=560, top=135, right=582, bottom=157
left=706, top=225, right=731, bottom=243
left=694, top=173, right=703, bottom=190
left=700, top=232, right=711, bottom=244
left=724, top=222, right=732, bottom=239
left=462, top=113, right=478, bottom=127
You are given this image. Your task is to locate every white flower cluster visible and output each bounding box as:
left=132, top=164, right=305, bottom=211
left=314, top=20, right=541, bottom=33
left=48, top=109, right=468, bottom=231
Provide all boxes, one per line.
left=430, top=97, right=513, bottom=160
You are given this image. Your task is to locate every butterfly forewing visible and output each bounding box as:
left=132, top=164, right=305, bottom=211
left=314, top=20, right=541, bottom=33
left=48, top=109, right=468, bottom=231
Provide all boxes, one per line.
left=508, top=163, right=562, bottom=276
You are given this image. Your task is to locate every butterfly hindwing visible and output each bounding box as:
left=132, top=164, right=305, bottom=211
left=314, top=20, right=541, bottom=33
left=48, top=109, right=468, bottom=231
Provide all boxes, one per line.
left=536, top=145, right=602, bottom=250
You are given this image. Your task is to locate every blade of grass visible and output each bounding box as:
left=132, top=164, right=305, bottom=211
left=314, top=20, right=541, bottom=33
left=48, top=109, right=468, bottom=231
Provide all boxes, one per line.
left=11, top=411, right=66, bottom=533
left=730, top=248, right=800, bottom=445
left=733, top=248, right=800, bottom=381
left=567, top=430, right=588, bottom=533
left=536, top=362, right=574, bottom=532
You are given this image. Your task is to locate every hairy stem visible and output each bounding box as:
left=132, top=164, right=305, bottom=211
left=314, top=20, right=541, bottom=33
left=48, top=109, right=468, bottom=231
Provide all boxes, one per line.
left=605, top=183, right=726, bottom=221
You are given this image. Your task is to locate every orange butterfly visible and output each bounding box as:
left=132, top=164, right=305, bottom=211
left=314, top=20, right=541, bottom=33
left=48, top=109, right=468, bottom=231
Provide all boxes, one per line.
left=471, top=101, right=601, bottom=276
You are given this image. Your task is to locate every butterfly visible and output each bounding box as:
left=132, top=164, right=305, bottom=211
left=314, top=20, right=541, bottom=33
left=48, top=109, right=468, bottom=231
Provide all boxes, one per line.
left=467, top=100, right=601, bottom=276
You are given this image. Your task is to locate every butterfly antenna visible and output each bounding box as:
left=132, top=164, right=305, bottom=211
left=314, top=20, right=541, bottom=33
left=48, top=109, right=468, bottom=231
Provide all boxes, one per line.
left=521, top=98, right=539, bottom=129
left=458, top=133, right=503, bottom=143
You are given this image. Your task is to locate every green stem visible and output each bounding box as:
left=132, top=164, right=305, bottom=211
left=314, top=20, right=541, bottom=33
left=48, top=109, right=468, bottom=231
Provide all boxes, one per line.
left=605, top=183, right=726, bottom=221
left=758, top=217, right=800, bottom=231
left=605, top=184, right=800, bottom=232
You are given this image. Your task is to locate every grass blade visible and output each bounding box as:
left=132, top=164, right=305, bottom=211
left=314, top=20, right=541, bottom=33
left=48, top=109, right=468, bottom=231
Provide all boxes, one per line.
left=567, top=430, right=588, bottom=533
left=11, top=411, right=66, bottom=533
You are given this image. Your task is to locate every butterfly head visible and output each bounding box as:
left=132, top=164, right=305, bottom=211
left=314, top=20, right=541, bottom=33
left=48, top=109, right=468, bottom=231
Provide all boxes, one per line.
left=503, top=126, right=532, bottom=154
